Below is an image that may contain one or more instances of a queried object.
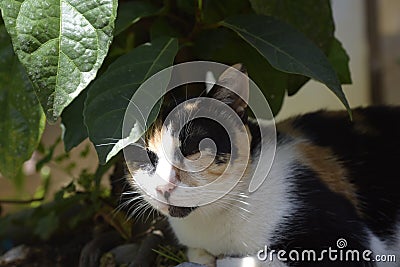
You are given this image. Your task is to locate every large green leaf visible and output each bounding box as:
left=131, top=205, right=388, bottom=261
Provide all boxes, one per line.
left=249, top=0, right=351, bottom=94
left=0, top=25, right=45, bottom=178
left=249, top=0, right=334, bottom=53
left=286, top=38, right=352, bottom=96
left=84, top=37, right=178, bottom=164
left=222, top=15, right=351, bottom=113
left=0, top=0, right=118, bottom=122
left=328, top=37, right=352, bottom=85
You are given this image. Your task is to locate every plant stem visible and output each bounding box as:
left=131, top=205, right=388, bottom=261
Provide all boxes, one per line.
left=0, top=197, right=44, bottom=204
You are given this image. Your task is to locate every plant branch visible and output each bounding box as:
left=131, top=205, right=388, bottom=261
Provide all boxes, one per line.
left=0, top=197, right=44, bottom=204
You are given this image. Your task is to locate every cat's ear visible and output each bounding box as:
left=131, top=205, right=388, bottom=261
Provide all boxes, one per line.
left=207, top=63, right=249, bottom=122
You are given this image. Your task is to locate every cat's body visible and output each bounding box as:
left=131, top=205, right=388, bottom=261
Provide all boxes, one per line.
left=126, top=64, right=400, bottom=266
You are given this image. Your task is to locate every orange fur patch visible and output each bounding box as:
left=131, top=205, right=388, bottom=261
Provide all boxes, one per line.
left=277, top=117, right=304, bottom=139
left=180, top=152, right=230, bottom=186
left=296, top=142, right=360, bottom=209
left=146, top=124, right=163, bottom=152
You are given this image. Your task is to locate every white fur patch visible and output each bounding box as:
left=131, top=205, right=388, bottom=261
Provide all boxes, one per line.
left=155, top=125, right=176, bottom=182
left=168, top=125, right=298, bottom=258
left=368, top=230, right=400, bottom=267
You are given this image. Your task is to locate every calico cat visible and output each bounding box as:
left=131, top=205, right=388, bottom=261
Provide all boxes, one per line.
left=126, top=64, right=400, bottom=267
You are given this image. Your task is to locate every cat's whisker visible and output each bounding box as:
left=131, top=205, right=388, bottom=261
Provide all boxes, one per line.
left=144, top=205, right=156, bottom=222
left=212, top=201, right=250, bottom=222
left=95, top=142, right=118, bottom=146
left=133, top=204, right=145, bottom=220
left=128, top=201, right=147, bottom=220
left=98, top=134, right=146, bottom=150
left=124, top=197, right=144, bottom=212
left=216, top=199, right=251, bottom=214
left=116, top=195, right=141, bottom=210
left=221, top=198, right=250, bottom=207
left=139, top=204, right=155, bottom=222
left=199, top=190, right=250, bottom=200
left=120, top=196, right=143, bottom=205
left=114, top=198, right=137, bottom=217
left=129, top=143, right=146, bottom=150
left=95, top=140, right=145, bottom=149
left=198, top=193, right=250, bottom=206
left=150, top=206, right=159, bottom=221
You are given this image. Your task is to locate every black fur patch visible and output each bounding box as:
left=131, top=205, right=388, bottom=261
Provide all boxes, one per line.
left=168, top=205, right=197, bottom=218
left=271, top=164, right=373, bottom=267
left=208, top=84, right=248, bottom=123
left=290, top=106, right=400, bottom=240
left=247, top=118, right=261, bottom=157
left=154, top=95, right=240, bottom=162
left=178, top=118, right=233, bottom=159
left=146, top=149, right=159, bottom=167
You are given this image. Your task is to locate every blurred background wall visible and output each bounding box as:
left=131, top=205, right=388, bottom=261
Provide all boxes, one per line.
left=378, top=0, right=400, bottom=104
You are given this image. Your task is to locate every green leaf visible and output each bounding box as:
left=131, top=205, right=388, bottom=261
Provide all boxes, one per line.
left=328, top=38, right=352, bottom=84
left=222, top=15, right=351, bottom=114
left=0, top=25, right=45, bottom=178
left=0, top=0, right=118, bottom=122
left=114, top=1, right=159, bottom=36
left=84, top=37, right=178, bottom=164
left=248, top=0, right=352, bottom=95
left=201, top=0, right=251, bottom=24
left=194, top=27, right=285, bottom=114
left=61, top=90, right=88, bottom=152
left=286, top=74, right=309, bottom=96
left=150, top=17, right=183, bottom=40
left=249, top=0, right=334, bottom=53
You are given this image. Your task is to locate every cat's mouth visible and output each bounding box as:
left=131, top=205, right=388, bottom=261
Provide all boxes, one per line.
left=167, top=205, right=197, bottom=218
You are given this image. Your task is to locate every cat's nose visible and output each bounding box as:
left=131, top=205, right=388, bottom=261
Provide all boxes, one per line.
left=156, top=183, right=176, bottom=201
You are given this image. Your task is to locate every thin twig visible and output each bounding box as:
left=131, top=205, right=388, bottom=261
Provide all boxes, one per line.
left=0, top=197, right=44, bottom=204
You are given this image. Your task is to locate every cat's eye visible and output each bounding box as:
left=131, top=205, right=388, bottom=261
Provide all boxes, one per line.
left=146, top=149, right=158, bottom=167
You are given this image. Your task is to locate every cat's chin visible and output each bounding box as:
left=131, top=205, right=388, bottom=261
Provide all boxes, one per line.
left=167, top=205, right=197, bottom=218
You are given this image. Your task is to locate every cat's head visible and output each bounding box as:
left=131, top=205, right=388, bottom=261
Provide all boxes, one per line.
left=126, top=64, right=253, bottom=218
